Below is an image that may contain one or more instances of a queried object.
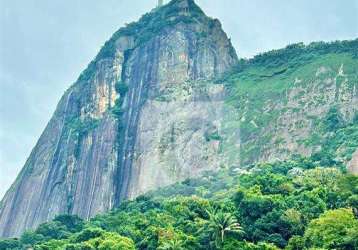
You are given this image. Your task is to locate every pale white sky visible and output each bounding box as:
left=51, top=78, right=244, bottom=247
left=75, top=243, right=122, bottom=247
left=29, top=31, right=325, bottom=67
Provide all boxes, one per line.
left=0, top=0, right=357, bottom=199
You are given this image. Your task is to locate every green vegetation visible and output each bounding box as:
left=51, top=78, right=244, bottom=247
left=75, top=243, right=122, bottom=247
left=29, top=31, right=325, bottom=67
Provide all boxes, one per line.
left=110, top=80, right=129, bottom=148
left=2, top=154, right=357, bottom=249
left=111, top=80, right=129, bottom=118
left=112, top=99, right=125, bottom=118
left=302, top=208, right=358, bottom=249
left=115, top=81, right=129, bottom=97
left=204, top=131, right=222, bottom=142
left=66, top=117, right=100, bottom=159
left=220, top=39, right=358, bottom=166
left=112, top=81, right=129, bottom=116
left=323, top=106, right=344, bottom=132
left=233, top=39, right=358, bottom=70
left=311, top=119, right=358, bottom=165
left=204, top=208, right=243, bottom=247
left=68, top=117, right=100, bottom=137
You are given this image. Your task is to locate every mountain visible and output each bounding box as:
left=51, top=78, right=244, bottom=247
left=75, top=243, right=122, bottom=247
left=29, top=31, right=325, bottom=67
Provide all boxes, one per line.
left=0, top=0, right=238, bottom=237
left=0, top=0, right=357, bottom=239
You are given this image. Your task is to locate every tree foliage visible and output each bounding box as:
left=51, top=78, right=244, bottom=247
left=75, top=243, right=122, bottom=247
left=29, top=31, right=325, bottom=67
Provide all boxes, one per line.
left=304, top=208, right=358, bottom=249
left=2, top=155, right=357, bottom=250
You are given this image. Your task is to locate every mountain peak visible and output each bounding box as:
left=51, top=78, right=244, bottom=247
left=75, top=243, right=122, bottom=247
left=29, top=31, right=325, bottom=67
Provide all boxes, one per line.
left=157, top=0, right=204, bottom=18
left=80, top=0, right=236, bottom=82
left=166, top=0, right=191, bottom=7
left=161, top=0, right=196, bottom=9
left=0, top=0, right=238, bottom=237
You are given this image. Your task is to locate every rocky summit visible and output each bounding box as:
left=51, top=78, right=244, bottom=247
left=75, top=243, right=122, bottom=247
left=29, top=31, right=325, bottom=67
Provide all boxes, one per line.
left=0, top=0, right=357, bottom=238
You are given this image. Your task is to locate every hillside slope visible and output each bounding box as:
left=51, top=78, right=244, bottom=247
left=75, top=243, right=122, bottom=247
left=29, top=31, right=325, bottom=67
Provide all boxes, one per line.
left=220, top=40, right=358, bottom=167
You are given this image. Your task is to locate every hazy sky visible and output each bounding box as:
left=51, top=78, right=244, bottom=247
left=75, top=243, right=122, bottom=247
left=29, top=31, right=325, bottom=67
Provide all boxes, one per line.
left=0, top=0, right=357, bottom=199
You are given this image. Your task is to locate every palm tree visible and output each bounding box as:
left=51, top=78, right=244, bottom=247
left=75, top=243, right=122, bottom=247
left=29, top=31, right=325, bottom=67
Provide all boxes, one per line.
left=205, top=207, right=243, bottom=246
left=158, top=238, right=185, bottom=250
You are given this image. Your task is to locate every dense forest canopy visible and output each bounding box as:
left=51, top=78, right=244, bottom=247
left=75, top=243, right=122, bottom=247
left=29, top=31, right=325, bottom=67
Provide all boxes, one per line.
left=1, top=158, right=357, bottom=249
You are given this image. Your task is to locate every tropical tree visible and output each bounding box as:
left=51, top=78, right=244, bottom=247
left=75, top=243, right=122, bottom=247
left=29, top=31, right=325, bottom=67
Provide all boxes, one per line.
left=157, top=227, right=190, bottom=250
left=158, top=238, right=186, bottom=250
left=0, top=239, right=21, bottom=250
left=86, top=232, right=135, bottom=250
left=304, top=208, right=358, bottom=249
left=205, top=207, right=243, bottom=247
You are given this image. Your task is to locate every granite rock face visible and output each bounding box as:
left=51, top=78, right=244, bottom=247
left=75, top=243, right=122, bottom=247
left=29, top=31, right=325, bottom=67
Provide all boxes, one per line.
left=0, top=0, right=238, bottom=237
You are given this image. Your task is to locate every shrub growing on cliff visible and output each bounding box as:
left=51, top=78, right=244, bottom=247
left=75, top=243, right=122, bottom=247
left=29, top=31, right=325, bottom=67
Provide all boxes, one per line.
left=68, top=117, right=100, bottom=137
left=115, top=81, right=129, bottom=96
left=112, top=81, right=128, bottom=119
left=324, top=106, right=344, bottom=132
left=112, top=99, right=125, bottom=117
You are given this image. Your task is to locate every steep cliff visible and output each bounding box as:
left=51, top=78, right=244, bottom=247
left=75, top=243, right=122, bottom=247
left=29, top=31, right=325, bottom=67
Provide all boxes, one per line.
left=1, top=0, right=357, bottom=239
left=0, top=0, right=238, bottom=237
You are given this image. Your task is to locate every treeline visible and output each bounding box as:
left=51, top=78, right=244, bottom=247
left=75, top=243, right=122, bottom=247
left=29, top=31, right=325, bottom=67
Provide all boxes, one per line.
left=234, top=39, right=358, bottom=71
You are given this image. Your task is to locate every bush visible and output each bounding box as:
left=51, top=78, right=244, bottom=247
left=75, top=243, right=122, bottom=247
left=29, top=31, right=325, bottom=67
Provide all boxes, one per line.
left=324, top=106, right=344, bottom=132
left=35, top=221, right=69, bottom=240
left=74, top=228, right=104, bottom=243
left=33, top=239, right=68, bottom=250
left=0, top=239, right=20, bottom=250
left=68, top=118, right=100, bottom=137
left=54, top=215, right=84, bottom=233
left=20, top=231, right=45, bottom=246
left=112, top=99, right=124, bottom=118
